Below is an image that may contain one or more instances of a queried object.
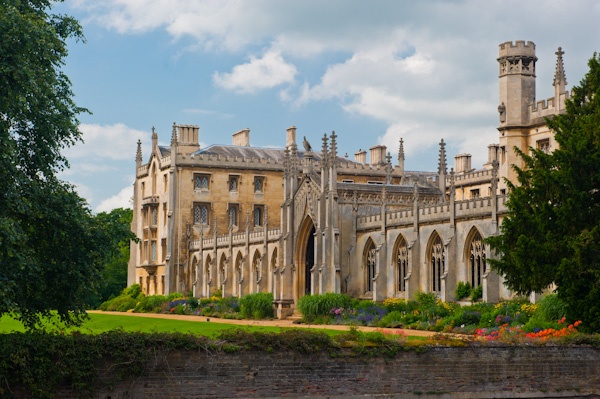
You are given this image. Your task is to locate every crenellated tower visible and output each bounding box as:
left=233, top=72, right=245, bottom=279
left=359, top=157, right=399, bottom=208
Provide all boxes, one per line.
left=497, top=40, right=537, bottom=128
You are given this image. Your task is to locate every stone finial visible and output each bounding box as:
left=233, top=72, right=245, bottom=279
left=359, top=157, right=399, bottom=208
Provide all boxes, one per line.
left=398, top=138, right=405, bottom=162
left=151, top=126, right=158, bottom=151
left=136, top=139, right=142, bottom=165
left=438, top=139, right=447, bottom=175
left=329, top=131, right=337, bottom=164
left=553, top=47, right=567, bottom=88
left=170, top=122, right=178, bottom=147
left=321, top=133, right=329, bottom=168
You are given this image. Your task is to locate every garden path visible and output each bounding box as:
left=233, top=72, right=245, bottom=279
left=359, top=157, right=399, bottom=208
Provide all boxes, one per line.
left=88, top=310, right=436, bottom=337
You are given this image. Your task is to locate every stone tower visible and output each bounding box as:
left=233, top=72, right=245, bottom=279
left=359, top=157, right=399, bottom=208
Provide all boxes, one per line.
left=497, top=40, right=537, bottom=127
left=497, top=41, right=538, bottom=186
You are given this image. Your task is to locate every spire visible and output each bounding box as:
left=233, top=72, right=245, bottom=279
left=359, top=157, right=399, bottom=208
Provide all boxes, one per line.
left=398, top=138, right=405, bottom=162
left=438, top=139, right=447, bottom=193
left=438, top=139, right=447, bottom=175
left=397, top=138, right=405, bottom=177
left=170, top=122, right=178, bottom=147
left=329, top=130, right=337, bottom=164
left=385, top=152, right=393, bottom=184
left=136, top=139, right=142, bottom=165
left=553, top=47, right=567, bottom=91
left=552, top=47, right=567, bottom=104
left=321, top=133, right=329, bottom=169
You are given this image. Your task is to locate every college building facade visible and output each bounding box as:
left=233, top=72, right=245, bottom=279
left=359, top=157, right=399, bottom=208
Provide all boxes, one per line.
left=128, top=41, right=569, bottom=317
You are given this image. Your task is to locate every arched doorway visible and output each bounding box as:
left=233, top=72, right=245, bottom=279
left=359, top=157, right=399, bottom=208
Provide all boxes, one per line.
left=296, top=217, right=316, bottom=298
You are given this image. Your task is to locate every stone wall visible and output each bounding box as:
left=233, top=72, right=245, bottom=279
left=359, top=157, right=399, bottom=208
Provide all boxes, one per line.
left=55, top=346, right=600, bottom=399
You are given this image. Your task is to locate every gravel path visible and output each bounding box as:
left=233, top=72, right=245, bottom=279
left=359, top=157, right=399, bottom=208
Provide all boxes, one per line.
left=89, top=310, right=436, bottom=337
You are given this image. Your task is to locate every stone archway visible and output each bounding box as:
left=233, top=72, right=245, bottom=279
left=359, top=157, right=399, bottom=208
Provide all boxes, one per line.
left=295, top=216, right=316, bottom=300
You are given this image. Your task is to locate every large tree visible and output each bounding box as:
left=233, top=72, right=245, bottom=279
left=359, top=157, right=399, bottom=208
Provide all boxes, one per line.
left=487, top=53, right=600, bottom=332
left=0, top=1, right=113, bottom=329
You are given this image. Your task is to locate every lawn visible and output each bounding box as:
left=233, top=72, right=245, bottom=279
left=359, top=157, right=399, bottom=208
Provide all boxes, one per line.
left=0, top=313, right=426, bottom=340
left=0, top=313, right=337, bottom=337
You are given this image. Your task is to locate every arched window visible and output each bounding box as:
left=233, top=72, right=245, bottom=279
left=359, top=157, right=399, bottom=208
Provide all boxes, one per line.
left=219, top=254, right=226, bottom=294
left=469, top=231, right=486, bottom=288
left=252, top=250, right=261, bottom=293
left=364, top=239, right=376, bottom=293
left=235, top=252, right=243, bottom=297
left=204, top=256, right=212, bottom=298
left=270, top=248, right=278, bottom=294
left=430, top=234, right=444, bottom=292
left=394, top=236, right=408, bottom=292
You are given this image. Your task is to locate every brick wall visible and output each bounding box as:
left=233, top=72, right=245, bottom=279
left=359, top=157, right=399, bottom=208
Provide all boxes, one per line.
left=58, top=346, right=600, bottom=399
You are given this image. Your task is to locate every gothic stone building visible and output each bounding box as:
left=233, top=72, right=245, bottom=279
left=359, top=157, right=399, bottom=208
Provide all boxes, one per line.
left=129, top=41, right=569, bottom=318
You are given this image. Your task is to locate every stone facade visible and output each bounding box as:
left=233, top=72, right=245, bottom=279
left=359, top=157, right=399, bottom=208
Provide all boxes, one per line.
left=129, top=40, right=569, bottom=316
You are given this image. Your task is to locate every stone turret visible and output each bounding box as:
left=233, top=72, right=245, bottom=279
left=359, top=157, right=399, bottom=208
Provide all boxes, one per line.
left=497, top=41, right=537, bottom=128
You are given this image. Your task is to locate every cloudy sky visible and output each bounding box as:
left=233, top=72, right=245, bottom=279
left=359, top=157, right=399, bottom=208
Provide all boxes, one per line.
left=55, top=0, right=600, bottom=212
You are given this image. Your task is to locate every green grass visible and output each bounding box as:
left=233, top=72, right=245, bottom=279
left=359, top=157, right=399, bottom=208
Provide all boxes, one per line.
left=0, top=313, right=426, bottom=340
left=0, top=313, right=335, bottom=337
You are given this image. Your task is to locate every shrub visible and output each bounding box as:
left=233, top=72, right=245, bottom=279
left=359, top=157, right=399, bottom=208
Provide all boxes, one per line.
left=122, top=284, right=142, bottom=299
left=415, top=291, right=436, bottom=307
left=378, top=310, right=405, bottom=328
left=470, top=285, right=483, bottom=302
left=297, top=293, right=354, bottom=322
left=239, top=293, right=274, bottom=319
left=523, top=293, right=567, bottom=332
left=455, top=281, right=472, bottom=301
left=134, top=295, right=168, bottom=313
left=104, top=295, right=137, bottom=312
left=383, top=297, right=408, bottom=313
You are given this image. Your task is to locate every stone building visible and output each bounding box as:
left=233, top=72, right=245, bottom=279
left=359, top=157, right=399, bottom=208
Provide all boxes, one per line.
left=129, top=40, right=569, bottom=317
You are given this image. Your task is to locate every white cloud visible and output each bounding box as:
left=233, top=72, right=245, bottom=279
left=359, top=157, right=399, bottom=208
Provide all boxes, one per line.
left=64, top=123, right=149, bottom=161
left=96, top=185, right=134, bottom=213
left=213, top=51, right=297, bottom=93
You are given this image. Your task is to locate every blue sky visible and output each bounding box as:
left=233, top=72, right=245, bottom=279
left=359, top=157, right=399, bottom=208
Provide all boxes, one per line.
left=55, top=0, right=600, bottom=212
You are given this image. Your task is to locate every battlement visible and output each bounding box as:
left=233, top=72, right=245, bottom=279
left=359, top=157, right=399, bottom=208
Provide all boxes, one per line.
left=529, top=91, right=569, bottom=121
left=498, top=41, right=536, bottom=58
left=356, top=195, right=508, bottom=231
left=453, top=168, right=494, bottom=185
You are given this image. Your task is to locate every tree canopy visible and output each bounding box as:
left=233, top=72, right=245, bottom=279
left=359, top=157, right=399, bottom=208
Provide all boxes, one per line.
left=0, top=1, right=115, bottom=329
left=487, top=53, right=600, bottom=332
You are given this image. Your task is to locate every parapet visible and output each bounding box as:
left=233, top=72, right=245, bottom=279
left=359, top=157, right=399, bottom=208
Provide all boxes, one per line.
left=498, top=40, right=536, bottom=58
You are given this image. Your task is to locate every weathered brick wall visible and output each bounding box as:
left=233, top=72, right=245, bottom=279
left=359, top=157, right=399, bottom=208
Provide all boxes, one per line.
left=58, top=346, right=600, bottom=399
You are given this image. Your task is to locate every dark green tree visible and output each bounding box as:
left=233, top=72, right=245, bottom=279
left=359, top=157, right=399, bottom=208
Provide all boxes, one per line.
left=0, top=1, right=113, bottom=329
left=92, top=208, right=136, bottom=306
left=487, top=53, right=600, bottom=332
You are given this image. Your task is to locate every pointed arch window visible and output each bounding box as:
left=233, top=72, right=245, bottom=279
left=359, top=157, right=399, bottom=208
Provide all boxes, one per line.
left=430, top=235, right=444, bottom=292
left=470, top=231, right=486, bottom=288
left=395, top=237, right=408, bottom=292
left=364, top=240, right=376, bottom=293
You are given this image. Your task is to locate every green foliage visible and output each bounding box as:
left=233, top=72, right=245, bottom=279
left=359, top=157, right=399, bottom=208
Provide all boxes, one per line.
left=414, top=291, right=436, bottom=306
left=134, top=295, right=168, bottom=313
left=92, top=208, right=137, bottom=306
left=297, top=293, right=354, bottom=322
left=378, top=310, right=405, bottom=328
left=0, top=1, right=118, bottom=330
left=239, top=292, right=274, bottom=319
left=470, top=285, right=483, bottom=302
left=487, top=53, right=600, bottom=332
left=455, top=281, right=472, bottom=301
left=523, top=294, right=568, bottom=332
